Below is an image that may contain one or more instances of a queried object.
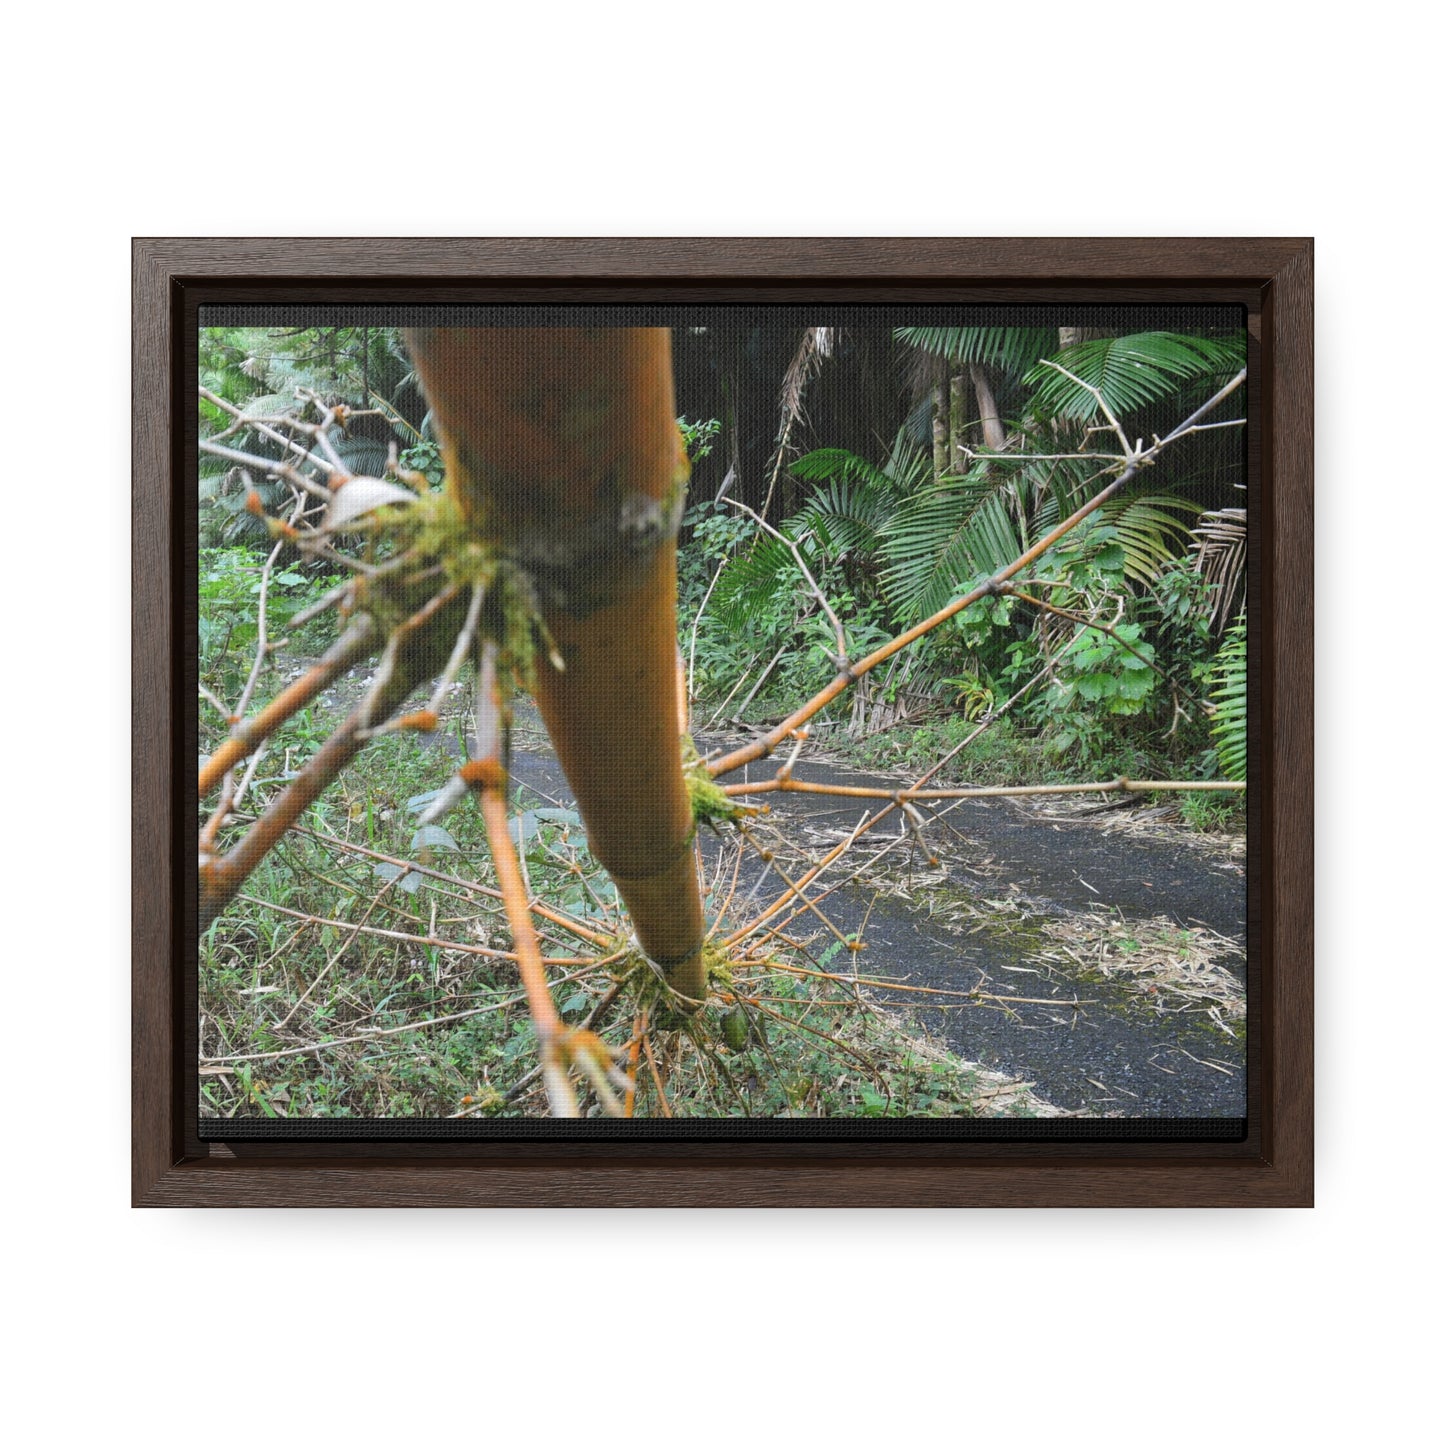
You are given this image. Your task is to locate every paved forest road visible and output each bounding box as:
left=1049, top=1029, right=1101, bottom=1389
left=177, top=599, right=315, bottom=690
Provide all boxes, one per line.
left=502, top=708, right=1247, bottom=1119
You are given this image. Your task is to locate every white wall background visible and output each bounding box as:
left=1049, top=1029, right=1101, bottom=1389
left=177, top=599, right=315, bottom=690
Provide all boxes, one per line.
left=3, top=3, right=1433, bottom=1441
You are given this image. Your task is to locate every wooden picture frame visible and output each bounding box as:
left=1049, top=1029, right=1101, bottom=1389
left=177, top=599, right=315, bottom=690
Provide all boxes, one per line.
left=134, top=237, right=1312, bottom=1206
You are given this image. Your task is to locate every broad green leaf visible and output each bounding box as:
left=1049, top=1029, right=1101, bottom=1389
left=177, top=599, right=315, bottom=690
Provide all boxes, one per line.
left=374, top=862, right=424, bottom=894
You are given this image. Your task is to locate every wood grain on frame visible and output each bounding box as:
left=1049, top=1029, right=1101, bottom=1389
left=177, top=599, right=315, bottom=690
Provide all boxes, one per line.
left=134, top=237, right=1312, bottom=1207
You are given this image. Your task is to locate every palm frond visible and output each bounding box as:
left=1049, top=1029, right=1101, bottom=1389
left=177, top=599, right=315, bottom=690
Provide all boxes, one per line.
left=1191, top=506, right=1247, bottom=631
left=894, top=326, right=1061, bottom=377
left=1097, top=494, right=1199, bottom=586
left=711, top=530, right=806, bottom=632
left=793, top=481, right=887, bottom=556
left=880, top=467, right=1027, bottom=621
left=788, top=447, right=895, bottom=492
left=1024, top=332, right=1247, bottom=421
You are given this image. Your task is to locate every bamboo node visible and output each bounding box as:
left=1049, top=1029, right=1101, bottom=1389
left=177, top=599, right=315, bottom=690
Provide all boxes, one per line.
left=459, top=758, right=507, bottom=791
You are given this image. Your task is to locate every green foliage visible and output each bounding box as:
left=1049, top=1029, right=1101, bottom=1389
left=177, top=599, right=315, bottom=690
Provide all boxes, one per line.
left=893, top=325, right=1061, bottom=376
left=678, top=414, right=720, bottom=463
left=879, top=462, right=1027, bottom=622
left=680, top=332, right=1230, bottom=765
left=1208, top=612, right=1248, bottom=781
left=399, top=439, right=445, bottom=486
left=852, top=712, right=1057, bottom=784
left=1023, top=331, right=1247, bottom=422
left=198, top=548, right=343, bottom=708
left=680, top=431, right=929, bottom=715
left=1179, top=789, right=1245, bottom=833
left=1091, top=496, right=1198, bottom=585
left=1050, top=619, right=1156, bottom=715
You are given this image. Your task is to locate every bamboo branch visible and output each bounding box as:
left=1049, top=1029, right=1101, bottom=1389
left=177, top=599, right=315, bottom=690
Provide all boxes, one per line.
left=199, top=618, right=376, bottom=797
left=200, top=590, right=466, bottom=928
left=723, top=776, right=1245, bottom=802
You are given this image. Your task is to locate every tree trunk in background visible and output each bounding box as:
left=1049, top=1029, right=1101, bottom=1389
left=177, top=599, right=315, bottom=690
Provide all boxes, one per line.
left=932, top=356, right=950, bottom=479
left=949, top=369, right=970, bottom=472
left=969, top=362, right=1007, bottom=452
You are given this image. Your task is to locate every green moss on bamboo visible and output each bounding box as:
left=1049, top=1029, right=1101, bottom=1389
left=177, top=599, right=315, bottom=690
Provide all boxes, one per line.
left=681, top=733, right=746, bottom=826
left=610, top=939, right=732, bottom=1034
left=348, top=489, right=556, bottom=686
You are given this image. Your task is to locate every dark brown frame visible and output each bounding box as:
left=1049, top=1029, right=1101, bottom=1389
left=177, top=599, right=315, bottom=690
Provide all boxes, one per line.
left=134, top=237, right=1312, bottom=1206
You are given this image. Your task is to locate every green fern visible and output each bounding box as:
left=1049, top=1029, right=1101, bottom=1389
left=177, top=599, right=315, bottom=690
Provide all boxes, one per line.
left=1209, top=612, right=1248, bottom=781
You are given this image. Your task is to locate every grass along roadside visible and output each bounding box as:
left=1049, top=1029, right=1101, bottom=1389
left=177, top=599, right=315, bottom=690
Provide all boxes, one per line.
left=199, top=654, right=1226, bottom=1121
left=200, top=849, right=1061, bottom=1121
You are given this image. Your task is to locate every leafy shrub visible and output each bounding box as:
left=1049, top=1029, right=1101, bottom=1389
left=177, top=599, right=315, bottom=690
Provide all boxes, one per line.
left=199, top=548, right=345, bottom=709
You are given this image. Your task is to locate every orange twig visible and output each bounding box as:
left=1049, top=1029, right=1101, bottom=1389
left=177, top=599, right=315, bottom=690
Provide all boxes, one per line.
left=199, top=619, right=375, bottom=797
left=624, top=1010, right=645, bottom=1119
left=641, top=1026, right=673, bottom=1119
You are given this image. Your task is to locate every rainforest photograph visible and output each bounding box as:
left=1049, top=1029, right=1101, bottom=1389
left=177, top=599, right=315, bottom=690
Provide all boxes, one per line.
left=195, top=306, right=1249, bottom=1127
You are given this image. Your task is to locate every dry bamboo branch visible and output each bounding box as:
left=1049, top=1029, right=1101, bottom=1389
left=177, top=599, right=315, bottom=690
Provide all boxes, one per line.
left=199, top=618, right=376, bottom=796
left=723, top=776, right=1244, bottom=801
left=200, top=592, right=466, bottom=928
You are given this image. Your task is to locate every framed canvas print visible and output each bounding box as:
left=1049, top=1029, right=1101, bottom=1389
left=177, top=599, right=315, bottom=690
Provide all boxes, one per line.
left=133, top=237, right=1312, bottom=1205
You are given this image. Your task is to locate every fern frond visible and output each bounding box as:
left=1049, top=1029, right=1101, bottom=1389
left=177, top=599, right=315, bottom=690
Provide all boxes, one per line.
left=1209, top=611, right=1248, bottom=782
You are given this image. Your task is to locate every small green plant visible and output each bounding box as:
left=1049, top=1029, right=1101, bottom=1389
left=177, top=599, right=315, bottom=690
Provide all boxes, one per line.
left=198, top=548, right=347, bottom=722
left=399, top=439, right=445, bottom=485
left=677, top=414, right=721, bottom=463
left=1179, top=789, right=1244, bottom=832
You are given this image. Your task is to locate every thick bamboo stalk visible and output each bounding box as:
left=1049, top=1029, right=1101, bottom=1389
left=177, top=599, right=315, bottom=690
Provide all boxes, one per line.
left=405, top=327, right=707, bottom=999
